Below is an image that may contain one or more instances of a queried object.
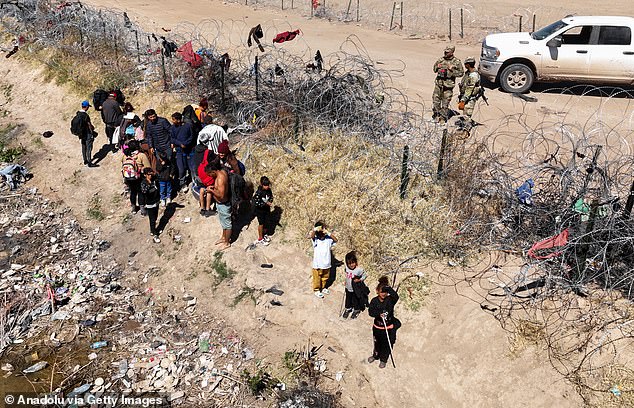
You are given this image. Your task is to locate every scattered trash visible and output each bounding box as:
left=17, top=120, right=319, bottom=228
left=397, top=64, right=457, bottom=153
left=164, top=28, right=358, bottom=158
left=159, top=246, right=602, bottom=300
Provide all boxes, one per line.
left=335, top=371, right=343, bottom=381
left=22, top=361, right=48, bottom=373
left=265, top=286, right=284, bottom=296
left=183, top=217, right=191, bottom=223
left=42, top=130, right=54, bottom=138
left=270, top=300, right=283, bottom=306
left=610, top=385, right=622, bottom=397
left=1, top=363, right=13, bottom=371
left=261, top=263, right=273, bottom=269
left=90, top=341, right=108, bottom=349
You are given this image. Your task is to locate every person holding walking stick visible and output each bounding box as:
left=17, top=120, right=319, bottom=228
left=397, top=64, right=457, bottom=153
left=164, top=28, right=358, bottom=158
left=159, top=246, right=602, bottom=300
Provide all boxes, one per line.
left=368, top=276, right=400, bottom=368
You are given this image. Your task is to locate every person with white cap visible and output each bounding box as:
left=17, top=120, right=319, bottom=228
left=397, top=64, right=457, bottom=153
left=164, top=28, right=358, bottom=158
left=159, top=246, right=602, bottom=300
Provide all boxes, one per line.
left=432, top=45, right=464, bottom=123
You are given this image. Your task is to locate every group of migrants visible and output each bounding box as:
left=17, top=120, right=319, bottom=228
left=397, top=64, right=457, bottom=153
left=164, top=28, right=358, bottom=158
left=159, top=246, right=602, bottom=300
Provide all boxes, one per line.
left=309, top=222, right=401, bottom=368
left=70, top=92, right=401, bottom=368
left=432, top=45, right=484, bottom=127
left=70, top=92, right=273, bottom=249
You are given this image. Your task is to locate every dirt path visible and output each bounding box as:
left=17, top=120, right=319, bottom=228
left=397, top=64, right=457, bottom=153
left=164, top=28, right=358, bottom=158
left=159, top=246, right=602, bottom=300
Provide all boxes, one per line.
left=1, top=47, right=583, bottom=407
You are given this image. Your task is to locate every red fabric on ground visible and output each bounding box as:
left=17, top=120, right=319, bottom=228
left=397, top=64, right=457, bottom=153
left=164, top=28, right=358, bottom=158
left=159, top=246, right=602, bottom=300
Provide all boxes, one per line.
left=527, top=228, right=569, bottom=259
left=273, top=30, right=301, bottom=44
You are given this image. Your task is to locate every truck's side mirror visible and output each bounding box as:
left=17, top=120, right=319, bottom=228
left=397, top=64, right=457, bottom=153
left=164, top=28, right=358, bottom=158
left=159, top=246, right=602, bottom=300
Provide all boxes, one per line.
left=547, top=36, right=562, bottom=48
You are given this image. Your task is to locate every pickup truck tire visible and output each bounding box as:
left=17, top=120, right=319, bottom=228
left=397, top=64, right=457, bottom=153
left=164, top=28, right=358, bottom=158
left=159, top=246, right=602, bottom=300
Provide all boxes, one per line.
left=499, top=63, right=534, bottom=93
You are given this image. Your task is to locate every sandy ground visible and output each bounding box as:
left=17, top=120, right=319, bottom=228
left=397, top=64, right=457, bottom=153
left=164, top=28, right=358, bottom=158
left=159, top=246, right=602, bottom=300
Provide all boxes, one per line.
left=3, top=0, right=633, bottom=406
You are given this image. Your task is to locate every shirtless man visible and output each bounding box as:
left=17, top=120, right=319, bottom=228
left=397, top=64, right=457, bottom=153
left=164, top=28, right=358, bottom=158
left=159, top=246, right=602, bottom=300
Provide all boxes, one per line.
left=205, top=160, right=231, bottom=250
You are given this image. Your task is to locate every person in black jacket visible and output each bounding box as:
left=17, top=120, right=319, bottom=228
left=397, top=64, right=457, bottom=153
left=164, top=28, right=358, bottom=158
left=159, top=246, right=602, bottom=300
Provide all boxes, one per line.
left=140, top=168, right=161, bottom=243
left=252, top=176, right=273, bottom=246
left=75, top=100, right=97, bottom=167
left=368, top=276, right=399, bottom=368
left=145, top=109, right=172, bottom=161
left=100, top=92, right=123, bottom=151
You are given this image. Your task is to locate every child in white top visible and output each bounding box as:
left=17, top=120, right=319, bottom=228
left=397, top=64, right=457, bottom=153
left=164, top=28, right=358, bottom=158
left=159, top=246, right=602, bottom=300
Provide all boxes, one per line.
left=309, top=221, right=337, bottom=298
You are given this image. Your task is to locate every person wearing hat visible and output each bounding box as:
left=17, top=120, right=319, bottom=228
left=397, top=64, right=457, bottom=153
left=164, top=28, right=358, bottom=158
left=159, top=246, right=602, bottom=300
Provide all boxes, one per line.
left=101, top=92, right=123, bottom=151
left=432, top=45, right=464, bottom=123
left=458, top=56, right=481, bottom=125
left=75, top=100, right=97, bottom=167
left=217, top=140, right=245, bottom=176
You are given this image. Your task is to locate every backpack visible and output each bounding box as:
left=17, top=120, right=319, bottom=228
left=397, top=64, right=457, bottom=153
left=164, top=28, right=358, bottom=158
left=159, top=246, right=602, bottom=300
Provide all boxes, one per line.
left=182, top=104, right=202, bottom=137
left=122, top=155, right=141, bottom=181
left=93, top=89, right=109, bottom=111
left=228, top=171, right=248, bottom=216
left=70, top=111, right=85, bottom=137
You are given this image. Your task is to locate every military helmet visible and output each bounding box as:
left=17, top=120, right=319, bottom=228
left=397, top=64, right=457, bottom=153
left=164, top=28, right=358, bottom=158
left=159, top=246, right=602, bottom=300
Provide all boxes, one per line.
left=464, top=56, right=476, bottom=65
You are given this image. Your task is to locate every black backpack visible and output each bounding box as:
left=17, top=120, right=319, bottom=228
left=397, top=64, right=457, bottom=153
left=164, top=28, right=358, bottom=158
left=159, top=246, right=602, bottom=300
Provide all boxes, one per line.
left=228, top=172, right=248, bottom=217
left=70, top=111, right=85, bottom=137
left=93, top=89, right=109, bottom=111
left=182, top=104, right=202, bottom=137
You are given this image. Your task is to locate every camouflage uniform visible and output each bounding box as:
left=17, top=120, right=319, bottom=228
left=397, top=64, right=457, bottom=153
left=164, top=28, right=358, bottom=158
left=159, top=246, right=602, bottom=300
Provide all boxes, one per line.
left=432, top=52, right=463, bottom=121
left=459, top=69, right=481, bottom=118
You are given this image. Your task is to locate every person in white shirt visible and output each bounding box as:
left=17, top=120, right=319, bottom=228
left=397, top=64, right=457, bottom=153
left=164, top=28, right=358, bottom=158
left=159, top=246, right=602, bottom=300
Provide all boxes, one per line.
left=309, top=221, right=337, bottom=298
left=197, top=117, right=228, bottom=154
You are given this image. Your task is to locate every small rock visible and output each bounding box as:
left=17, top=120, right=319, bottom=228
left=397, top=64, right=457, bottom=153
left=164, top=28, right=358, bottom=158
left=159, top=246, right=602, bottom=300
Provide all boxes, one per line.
left=169, top=391, right=184, bottom=401
left=94, top=377, right=104, bottom=386
left=160, top=358, right=170, bottom=369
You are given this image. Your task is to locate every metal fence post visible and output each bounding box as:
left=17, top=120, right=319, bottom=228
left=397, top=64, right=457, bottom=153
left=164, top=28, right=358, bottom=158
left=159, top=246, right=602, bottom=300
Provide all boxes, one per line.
left=255, top=55, right=259, bottom=100
left=437, top=128, right=449, bottom=179
left=390, top=2, right=396, bottom=30
left=460, top=8, right=464, bottom=38
left=519, top=15, right=523, bottom=32
left=448, top=9, right=452, bottom=41
left=161, top=50, right=167, bottom=91
left=400, top=145, right=410, bottom=199
left=532, top=14, right=536, bottom=32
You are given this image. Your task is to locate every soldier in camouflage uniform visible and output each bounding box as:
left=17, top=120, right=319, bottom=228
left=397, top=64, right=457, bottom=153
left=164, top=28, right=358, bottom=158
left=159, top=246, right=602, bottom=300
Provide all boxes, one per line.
left=432, top=45, right=463, bottom=122
left=458, top=57, right=481, bottom=122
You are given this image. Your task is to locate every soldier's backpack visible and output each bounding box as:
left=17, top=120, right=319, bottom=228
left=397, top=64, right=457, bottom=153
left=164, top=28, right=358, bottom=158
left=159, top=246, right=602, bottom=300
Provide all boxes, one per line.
left=122, top=155, right=141, bottom=181
left=70, top=111, right=85, bottom=137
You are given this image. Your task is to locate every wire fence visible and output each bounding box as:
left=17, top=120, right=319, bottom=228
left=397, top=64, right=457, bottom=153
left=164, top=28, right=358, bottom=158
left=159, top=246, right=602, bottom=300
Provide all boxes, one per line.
left=229, top=0, right=585, bottom=42
left=2, top=1, right=634, bottom=402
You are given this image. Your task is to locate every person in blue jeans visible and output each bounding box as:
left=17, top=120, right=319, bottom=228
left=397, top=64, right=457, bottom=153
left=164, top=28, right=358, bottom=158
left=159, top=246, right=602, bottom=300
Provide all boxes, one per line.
left=155, top=150, right=175, bottom=207
left=170, top=112, right=194, bottom=193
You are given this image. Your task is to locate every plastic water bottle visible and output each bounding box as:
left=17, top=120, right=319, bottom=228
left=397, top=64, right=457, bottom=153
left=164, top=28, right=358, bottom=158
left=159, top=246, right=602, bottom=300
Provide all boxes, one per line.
left=90, top=341, right=108, bottom=349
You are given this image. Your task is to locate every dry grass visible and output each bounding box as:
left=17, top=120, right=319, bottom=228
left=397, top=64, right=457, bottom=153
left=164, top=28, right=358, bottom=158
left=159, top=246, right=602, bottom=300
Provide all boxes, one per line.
left=242, top=130, right=454, bottom=276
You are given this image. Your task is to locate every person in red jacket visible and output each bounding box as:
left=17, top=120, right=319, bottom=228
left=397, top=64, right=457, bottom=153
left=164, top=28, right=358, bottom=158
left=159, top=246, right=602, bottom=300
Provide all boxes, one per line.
left=197, top=149, right=216, bottom=216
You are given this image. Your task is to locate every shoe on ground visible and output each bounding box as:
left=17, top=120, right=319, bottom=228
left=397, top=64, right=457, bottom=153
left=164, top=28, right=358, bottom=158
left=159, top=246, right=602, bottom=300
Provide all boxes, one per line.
left=130, top=206, right=139, bottom=214
left=321, top=288, right=330, bottom=295
left=168, top=198, right=173, bottom=204
left=342, top=308, right=352, bottom=319
left=180, top=186, right=189, bottom=194
left=314, top=291, right=324, bottom=299
left=351, top=310, right=361, bottom=319
left=379, top=361, right=387, bottom=369
left=257, top=238, right=269, bottom=246
left=161, top=199, right=167, bottom=207
left=153, top=235, right=161, bottom=243
left=140, top=206, right=147, bottom=216
left=87, top=163, right=99, bottom=168
left=263, top=235, right=271, bottom=242
left=204, top=209, right=216, bottom=217
left=200, top=208, right=206, bottom=216
left=367, top=356, right=376, bottom=364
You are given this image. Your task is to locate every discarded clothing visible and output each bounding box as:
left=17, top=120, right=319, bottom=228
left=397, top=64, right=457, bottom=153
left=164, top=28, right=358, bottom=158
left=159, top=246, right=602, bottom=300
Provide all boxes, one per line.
left=177, top=41, right=203, bottom=68
left=247, top=24, right=265, bottom=52
left=306, top=50, right=324, bottom=72
left=273, top=29, right=301, bottom=44
left=515, top=178, right=534, bottom=205
left=0, top=164, right=30, bottom=190
left=527, top=228, right=569, bottom=259
left=161, top=37, right=178, bottom=57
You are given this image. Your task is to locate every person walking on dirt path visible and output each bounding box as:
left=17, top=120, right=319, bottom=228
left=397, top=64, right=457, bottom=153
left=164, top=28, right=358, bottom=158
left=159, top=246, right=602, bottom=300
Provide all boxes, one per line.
left=140, top=167, right=161, bottom=243
left=252, top=176, right=273, bottom=246
left=342, top=251, right=369, bottom=319
left=309, top=222, right=337, bottom=298
left=101, top=92, right=123, bottom=152
left=73, top=100, right=97, bottom=167
left=170, top=112, right=194, bottom=193
left=121, top=140, right=151, bottom=214
left=204, top=160, right=232, bottom=251
left=432, top=45, right=463, bottom=123
left=144, top=109, right=172, bottom=162
left=458, top=56, right=481, bottom=126
left=368, top=276, right=400, bottom=369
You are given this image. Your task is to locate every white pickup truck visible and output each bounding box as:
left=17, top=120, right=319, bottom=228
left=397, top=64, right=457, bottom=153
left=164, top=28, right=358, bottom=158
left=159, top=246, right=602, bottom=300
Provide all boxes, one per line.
left=479, top=16, right=634, bottom=93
